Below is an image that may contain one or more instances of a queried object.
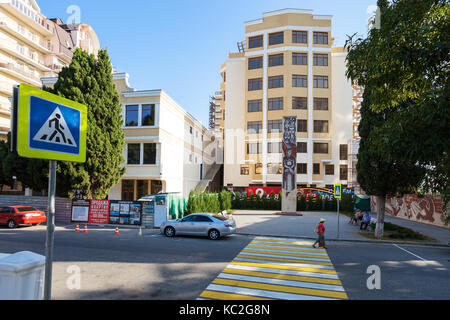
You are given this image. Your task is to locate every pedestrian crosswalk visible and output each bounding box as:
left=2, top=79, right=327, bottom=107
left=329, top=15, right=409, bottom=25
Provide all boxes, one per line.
left=199, top=236, right=348, bottom=300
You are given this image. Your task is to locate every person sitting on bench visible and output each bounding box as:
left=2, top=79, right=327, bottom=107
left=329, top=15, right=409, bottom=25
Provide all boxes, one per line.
left=360, top=212, right=371, bottom=231
left=350, top=210, right=363, bottom=225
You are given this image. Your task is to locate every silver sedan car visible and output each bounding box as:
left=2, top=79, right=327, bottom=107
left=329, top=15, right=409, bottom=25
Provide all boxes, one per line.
left=160, top=213, right=237, bottom=240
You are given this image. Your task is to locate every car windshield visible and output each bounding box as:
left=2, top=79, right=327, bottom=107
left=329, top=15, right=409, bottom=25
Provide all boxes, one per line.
left=213, top=214, right=228, bottom=221
left=15, top=207, right=38, bottom=213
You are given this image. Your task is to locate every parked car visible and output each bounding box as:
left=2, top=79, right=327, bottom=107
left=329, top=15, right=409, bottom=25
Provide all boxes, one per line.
left=0, top=206, right=47, bottom=229
left=160, top=213, right=236, bottom=240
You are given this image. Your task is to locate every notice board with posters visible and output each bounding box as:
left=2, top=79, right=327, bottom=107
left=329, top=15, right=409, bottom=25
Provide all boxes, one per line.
left=109, top=201, right=142, bottom=226
left=89, top=200, right=110, bottom=224
left=71, top=200, right=90, bottom=222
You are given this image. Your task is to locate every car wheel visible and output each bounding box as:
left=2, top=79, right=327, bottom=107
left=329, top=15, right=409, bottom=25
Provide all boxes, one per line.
left=208, top=229, right=220, bottom=240
left=164, top=226, right=175, bottom=238
left=7, top=220, right=17, bottom=229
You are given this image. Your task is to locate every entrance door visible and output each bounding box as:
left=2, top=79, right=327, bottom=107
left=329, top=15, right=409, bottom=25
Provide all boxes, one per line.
left=151, top=180, right=163, bottom=194
left=122, top=181, right=135, bottom=201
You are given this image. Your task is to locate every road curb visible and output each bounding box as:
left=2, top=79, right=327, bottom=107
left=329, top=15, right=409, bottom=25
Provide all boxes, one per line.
left=235, top=232, right=450, bottom=248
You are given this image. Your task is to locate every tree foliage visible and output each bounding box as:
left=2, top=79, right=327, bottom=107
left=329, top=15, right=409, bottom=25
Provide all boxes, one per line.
left=346, top=0, right=450, bottom=195
left=44, top=48, right=125, bottom=199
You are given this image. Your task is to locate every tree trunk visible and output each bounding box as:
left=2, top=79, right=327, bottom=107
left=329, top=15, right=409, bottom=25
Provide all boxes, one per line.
left=375, top=195, right=386, bottom=238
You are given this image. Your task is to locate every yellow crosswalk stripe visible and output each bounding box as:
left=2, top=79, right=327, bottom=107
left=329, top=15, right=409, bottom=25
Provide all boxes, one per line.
left=212, top=278, right=348, bottom=300
left=242, top=249, right=331, bottom=260
left=237, top=254, right=333, bottom=266
left=247, top=245, right=327, bottom=254
left=230, top=261, right=337, bottom=275
left=200, top=290, right=272, bottom=300
left=222, top=268, right=343, bottom=286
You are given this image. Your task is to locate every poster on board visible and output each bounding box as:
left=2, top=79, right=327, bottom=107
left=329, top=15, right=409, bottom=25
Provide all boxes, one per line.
left=71, top=200, right=90, bottom=222
left=88, top=199, right=110, bottom=224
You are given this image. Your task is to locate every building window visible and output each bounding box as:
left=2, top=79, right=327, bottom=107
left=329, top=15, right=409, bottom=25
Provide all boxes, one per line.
left=325, top=165, right=335, bottom=176
left=122, top=180, right=135, bottom=201
left=255, top=163, right=263, bottom=174
left=268, top=76, right=284, bottom=89
left=190, top=127, right=193, bottom=134
left=293, top=97, right=307, bottom=110
left=340, top=145, right=349, bottom=160
left=268, top=163, right=282, bottom=175
left=268, top=98, right=284, bottom=111
left=137, top=180, right=149, bottom=200
left=248, top=56, right=263, bottom=70
left=314, top=143, right=329, bottom=154
left=127, top=144, right=140, bottom=165
left=297, top=120, right=308, bottom=133
left=249, top=78, right=263, bottom=91
left=293, top=75, right=308, bottom=88
left=269, top=54, right=284, bottom=67
left=313, top=163, right=321, bottom=175
left=297, top=163, right=307, bottom=175
left=247, top=143, right=262, bottom=154
left=248, top=35, right=263, bottom=49
left=292, top=31, right=307, bottom=44
left=143, top=143, right=157, bottom=165
left=248, top=100, right=262, bottom=113
left=268, top=142, right=282, bottom=154
left=292, top=53, right=307, bottom=65
left=314, top=98, right=329, bottom=111
left=269, top=32, right=284, bottom=45
left=340, top=165, right=349, bottom=181
left=247, top=121, right=262, bottom=134
left=314, top=120, right=329, bottom=133
left=240, top=165, right=250, bottom=175
left=313, top=32, right=329, bottom=45
left=297, top=142, right=307, bottom=153
left=142, top=104, right=155, bottom=126
left=125, top=105, right=139, bottom=127
left=313, top=54, right=329, bottom=66
left=314, top=76, right=329, bottom=88
left=268, top=120, right=283, bottom=133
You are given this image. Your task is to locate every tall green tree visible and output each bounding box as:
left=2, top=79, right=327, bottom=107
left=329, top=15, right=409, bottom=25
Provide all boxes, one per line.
left=356, top=90, right=425, bottom=238
left=45, top=48, right=125, bottom=199
left=346, top=0, right=449, bottom=195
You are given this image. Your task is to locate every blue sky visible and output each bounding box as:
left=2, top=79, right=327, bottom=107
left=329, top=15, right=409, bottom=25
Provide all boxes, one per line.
left=37, top=0, right=376, bottom=127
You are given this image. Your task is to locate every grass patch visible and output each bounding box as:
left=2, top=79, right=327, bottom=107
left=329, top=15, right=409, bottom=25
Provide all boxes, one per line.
left=359, top=222, right=438, bottom=243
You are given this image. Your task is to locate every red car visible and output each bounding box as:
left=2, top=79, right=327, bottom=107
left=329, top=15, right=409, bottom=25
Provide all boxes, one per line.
left=0, top=206, right=47, bottom=229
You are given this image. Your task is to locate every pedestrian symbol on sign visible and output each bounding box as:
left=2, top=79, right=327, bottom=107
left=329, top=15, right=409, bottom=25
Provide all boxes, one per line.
left=33, top=107, right=77, bottom=147
left=334, top=184, right=342, bottom=199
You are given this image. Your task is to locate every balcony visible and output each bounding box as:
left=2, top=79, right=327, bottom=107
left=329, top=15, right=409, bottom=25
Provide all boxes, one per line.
left=0, top=62, right=42, bottom=86
left=0, top=19, right=52, bottom=54
left=0, top=0, right=53, bottom=36
left=56, top=45, right=73, bottom=61
left=0, top=39, right=51, bottom=72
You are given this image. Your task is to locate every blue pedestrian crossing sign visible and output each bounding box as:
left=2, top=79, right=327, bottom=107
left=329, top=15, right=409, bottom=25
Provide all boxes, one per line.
left=14, top=84, right=87, bottom=163
left=334, top=184, right=342, bottom=200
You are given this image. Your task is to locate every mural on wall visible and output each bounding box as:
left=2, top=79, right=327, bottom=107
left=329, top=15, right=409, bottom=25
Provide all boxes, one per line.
left=371, top=195, right=449, bottom=228
left=282, top=116, right=297, bottom=192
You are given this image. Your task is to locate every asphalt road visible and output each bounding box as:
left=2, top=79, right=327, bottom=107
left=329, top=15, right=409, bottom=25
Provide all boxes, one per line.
left=0, top=225, right=448, bottom=300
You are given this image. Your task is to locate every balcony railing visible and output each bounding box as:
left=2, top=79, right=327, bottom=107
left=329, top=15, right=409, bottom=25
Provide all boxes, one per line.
left=0, top=61, right=41, bottom=82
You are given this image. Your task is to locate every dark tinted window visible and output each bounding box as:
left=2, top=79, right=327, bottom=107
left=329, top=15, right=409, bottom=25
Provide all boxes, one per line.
left=248, top=35, right=263, bottom=49
left=142, top=104, right=155, bottom=126
left=182, top=215, right=197, bottom=222
left=293, top=31, right=307, bottom=44
left=196, top=215, right=213, bottom=222
left=143, top=143, right=157, bottom=165
left=293, top=53, right=307, bottom=65
left=127, top=144, right=140, bottom=165
left=0, top=207, right=12, bottom=213
left=269, top=54, right=284, bottom=67
left=125, top=105, right=139, bottom=127
left=269, top=32, right=284, bottom=45
left=15, top=206, right=38, bottom=213
left=248, top=57, right=263, bottom=70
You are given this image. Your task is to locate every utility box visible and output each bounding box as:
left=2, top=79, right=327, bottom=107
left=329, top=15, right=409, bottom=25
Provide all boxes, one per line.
left=0, top=251, right=45, bottom=300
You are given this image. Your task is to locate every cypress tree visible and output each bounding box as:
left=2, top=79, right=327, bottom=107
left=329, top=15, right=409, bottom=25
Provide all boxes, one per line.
left=45, top=48, right=125, bottom=199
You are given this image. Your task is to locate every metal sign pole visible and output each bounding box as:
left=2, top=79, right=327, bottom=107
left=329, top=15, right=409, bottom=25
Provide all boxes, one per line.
left=44, top=160, right=57, bottom=300
left=337, top=199, right=340, bottom=239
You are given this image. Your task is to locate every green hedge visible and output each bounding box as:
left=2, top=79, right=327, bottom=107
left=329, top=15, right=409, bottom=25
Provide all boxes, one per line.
left=185, top=191, right=232, bottom=216
left=231, top=192, right=353, bottom=212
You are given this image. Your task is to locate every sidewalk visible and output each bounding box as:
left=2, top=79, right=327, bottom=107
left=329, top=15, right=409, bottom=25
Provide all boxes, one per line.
left=231, top=210, right=450, bottom=245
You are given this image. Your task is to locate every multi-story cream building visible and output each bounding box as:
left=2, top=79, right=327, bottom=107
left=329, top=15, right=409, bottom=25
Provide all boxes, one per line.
left=0, top=0, right=100, bottom=141
left=107, top=73, right=221, bottom=200
left=218, top=9, right=354, bottom=190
